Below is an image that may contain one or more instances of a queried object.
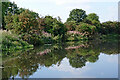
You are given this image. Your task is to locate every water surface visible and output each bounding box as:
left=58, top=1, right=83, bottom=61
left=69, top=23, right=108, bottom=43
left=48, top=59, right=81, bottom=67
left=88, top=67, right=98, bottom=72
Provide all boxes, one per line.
left=2, top=40, right=119, bottom=78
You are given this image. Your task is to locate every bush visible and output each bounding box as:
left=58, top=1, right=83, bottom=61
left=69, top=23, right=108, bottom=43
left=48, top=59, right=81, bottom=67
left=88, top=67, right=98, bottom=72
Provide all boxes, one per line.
left=66, top=31, right=88, bottom=41
left=76, top=23, right=97, bottom=36
left=64, top=21, right=77, bottom=31
left=4, top=9, right=42, bottom=45
left=101, top=21, right=119, bottom=34
left=40, top=16, right=67, bottom=42
left=1, top=30, right=33, bottom=51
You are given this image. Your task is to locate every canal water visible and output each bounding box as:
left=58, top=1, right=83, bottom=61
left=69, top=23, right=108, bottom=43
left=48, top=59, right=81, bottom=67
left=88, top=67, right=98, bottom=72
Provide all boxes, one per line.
left=2, top=40, right=119, bottom=78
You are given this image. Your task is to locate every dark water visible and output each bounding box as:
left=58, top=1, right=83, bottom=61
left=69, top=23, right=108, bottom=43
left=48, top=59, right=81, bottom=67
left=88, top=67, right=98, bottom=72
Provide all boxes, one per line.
left=2, top=40, right=119, bottom=78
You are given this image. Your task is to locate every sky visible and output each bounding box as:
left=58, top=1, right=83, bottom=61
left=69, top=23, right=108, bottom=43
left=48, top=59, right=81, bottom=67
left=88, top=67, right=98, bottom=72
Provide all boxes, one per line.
left=10, top=0, right=120, bottom=23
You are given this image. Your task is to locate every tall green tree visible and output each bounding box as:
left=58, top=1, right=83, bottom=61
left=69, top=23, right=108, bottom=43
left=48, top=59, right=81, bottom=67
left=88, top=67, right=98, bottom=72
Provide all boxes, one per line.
left=84, top=13, right=100, bottom=26
left=42, top=16, right=67, bottom=41
left=67, top=9, right=87, bottom=23
left=83, top=13, right=101, bottom=32
left=86, top=13, right=99, bottom=22
left=2, top=1, right=10, bottom=29
left=2, top=1, right=20, bottom=29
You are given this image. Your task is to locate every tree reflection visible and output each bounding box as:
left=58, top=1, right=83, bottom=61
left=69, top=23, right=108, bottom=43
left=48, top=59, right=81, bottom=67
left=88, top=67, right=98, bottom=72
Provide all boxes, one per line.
left=2, top=40, right=119, bottom=79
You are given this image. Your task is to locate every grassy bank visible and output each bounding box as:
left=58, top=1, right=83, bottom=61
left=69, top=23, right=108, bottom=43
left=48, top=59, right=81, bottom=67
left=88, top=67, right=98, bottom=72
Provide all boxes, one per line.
left=0, top=30, right=33, bottom=51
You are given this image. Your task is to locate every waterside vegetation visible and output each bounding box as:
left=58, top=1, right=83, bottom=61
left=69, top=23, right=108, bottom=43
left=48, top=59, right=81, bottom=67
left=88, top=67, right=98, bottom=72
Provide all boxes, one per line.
left=1, top=1, right=120, bottom=51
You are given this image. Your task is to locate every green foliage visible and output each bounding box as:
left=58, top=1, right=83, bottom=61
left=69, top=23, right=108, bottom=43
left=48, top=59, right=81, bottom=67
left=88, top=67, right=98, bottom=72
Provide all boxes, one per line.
left=101, top=21, right=119, bottom=34
left=65, top=22, right=97, bottom=41
left=43, top=16, right=56, bottom=33
left=83, top=13, right=101, bottom=31
left=100, top=34, right=119, bottom=41
left=76, top=23, right=96, bottom=36
left=86, top=13, right=99, bottom=22
left=3, top=0, right=120, bottom=45
left=4, top=8, right=67, bottom=44
left=2, top=2, right=10, bottom=29
left=2, top=1, right=20, bottom=29
left=41, top=16, right=67, bottom=41
left=67, top=9, right=87, bottom=23
left=1, top=30, right=33, bottom=51
left=43, top=16, right=66, bottom=34
left=2, top=1, right=35, bottom=30
left=4, top=9, right=42, bottom=45
left=2, top=39, right=119, bottom=78
left=91, top=20, right=101, bottom=28
left=5, top=9, right=39, bottom=34
left=66, top=31, right=88, bottom=41
left=64, top=21, right=77, bottom=31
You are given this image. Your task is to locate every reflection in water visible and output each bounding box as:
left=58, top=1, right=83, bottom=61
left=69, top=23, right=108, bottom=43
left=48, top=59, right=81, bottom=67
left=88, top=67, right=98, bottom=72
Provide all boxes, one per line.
left=2, top=40, right=119, bottom=79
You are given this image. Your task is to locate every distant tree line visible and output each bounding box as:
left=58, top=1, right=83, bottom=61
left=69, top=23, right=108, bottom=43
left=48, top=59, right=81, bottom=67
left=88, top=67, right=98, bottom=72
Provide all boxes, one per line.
left=2, top=1, right=120, bottom=46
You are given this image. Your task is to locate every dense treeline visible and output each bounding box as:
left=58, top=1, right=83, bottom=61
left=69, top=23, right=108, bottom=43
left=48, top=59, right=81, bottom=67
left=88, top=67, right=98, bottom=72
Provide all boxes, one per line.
left=1, top=1, right=120, bottom=47
left=101, top=21, right=119, bottom=34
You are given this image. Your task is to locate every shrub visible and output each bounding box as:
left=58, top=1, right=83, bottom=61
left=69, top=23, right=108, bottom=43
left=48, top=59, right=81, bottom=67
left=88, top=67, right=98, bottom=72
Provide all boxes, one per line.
left=41, top=16, right=67, bottom=42
left=101, top=21, right=119, bottom=34
left=76, top=23, right=96, bottom=36
left=1, top=30, right=33, bottom=51
left=66, top=31, right=88, bottom=41
left=64, top=21, right=77, bottom=31
left=4, top=9, right=42, bottom=45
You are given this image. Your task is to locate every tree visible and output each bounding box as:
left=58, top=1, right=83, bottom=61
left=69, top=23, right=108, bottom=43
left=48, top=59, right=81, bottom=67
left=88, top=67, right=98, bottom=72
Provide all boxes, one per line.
left=43, top=16, right=56, bottom=33
left=2, top=1, right=28, bottom=30
left=83, top=13, right=101, bottom=32
left=67, top=9, right=87, bottom=23
left=69, top=55, right=86, bottom=68
left=4, top=9, right=42, bottom=45
left=2, top=1, right=10, bottom=29
left=101, top=21, right=119, bottom=34
left=42, top=16, right=67, bottom=41
left=2, top=1, right=20, bottom=29
left=64, top=21, right=77, bottom=31
left=84, top=13, right=100, bottom=26
left=86, top=13, right=99, bottom=22
left=76, top=23, right=96, bottom=36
